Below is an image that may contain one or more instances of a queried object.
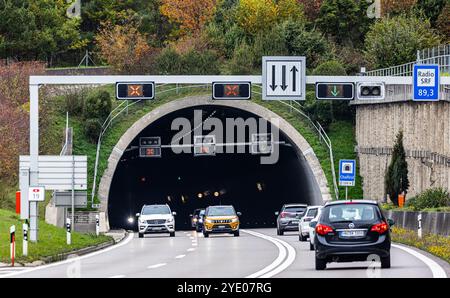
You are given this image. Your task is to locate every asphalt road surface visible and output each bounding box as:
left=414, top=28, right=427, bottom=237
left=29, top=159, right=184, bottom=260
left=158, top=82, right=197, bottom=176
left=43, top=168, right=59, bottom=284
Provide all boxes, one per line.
left=0, top=228, right=447, bottom=278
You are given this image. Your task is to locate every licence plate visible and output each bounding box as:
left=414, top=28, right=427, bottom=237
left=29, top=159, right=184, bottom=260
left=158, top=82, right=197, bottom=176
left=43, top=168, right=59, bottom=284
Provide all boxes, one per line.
left=152, top=227, right=163, bottom=230
left=217, top=225, right=226, bottom=229
left=340, top=230, right=365, bottom=237
left=291, top=220, right=299, bottom=224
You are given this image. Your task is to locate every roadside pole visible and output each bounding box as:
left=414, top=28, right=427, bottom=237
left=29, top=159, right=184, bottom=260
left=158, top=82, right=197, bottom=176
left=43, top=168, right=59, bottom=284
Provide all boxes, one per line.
left=71, top=155, right=75, bottom=234
left=29, top=84, right=39, bottom=242
left=345, top=187, right=348, bottom=200
left=96, top=214, right=100, bottom=236
left=10, top=225, right=15, bottom=267
left=66, top=218, right=72, bottom=245
left=418, top=214, right=422, bottom=239
left=23, top=223, right=28, bottom=257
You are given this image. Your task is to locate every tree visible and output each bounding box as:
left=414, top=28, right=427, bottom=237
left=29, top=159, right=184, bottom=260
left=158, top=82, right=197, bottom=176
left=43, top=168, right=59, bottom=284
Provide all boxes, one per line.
left=160, top=0, right=218, bottom=36
left=414, top=0, right=447, bottom=25
left=298, top=0, right=324, bottom=21
left=385, top=131, right=410, bottom=206
left=281, top=20, right=331, bottom=68
left=0, top=0, right=81, bottom=63
left=364, top=15, right=441, bottom=69
left=436, top=2, right=450, bottom=42
left=316, top=0, right=373, bottom=47
left=95, top=21, right=159, bottom=74
left=381, top=0, right=417, bottom=17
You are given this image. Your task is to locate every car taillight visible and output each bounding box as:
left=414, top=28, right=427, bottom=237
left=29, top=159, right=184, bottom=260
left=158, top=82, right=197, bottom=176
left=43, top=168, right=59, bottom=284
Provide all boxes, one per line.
left=371, top=221, right=389, bottom=234
left=315, top=224, right=333, bottom=235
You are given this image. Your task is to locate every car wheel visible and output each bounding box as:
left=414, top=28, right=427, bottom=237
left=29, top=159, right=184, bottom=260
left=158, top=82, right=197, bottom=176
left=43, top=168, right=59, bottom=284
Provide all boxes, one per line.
left=203, top=232, right=209, bottom=238
left=138, top=233, right=144, bottom=238
left=170, top=232, right=175, bottom=237
left=234, top=230, right=240, bottom=237
left=381, top=255, right=391, bottom=269
left=300, top=234, right=306, bottom=242
left=309, top=243, right=314, bottom=251
left=196, top=226, right=202, bottom=232
left=277, top=228, right=284, bottom=236
left=315, top=257, right=326, bottom=270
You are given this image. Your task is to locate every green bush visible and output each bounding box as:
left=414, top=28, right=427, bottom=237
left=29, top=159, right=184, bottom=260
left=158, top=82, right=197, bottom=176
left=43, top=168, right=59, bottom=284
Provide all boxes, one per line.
left=406, top=188, right=450, bottom=211
left=84, top=118, right=102, bottom=143
left=83, top=90, right=112, bottom=121
left=63, top=88, right=88, bottom=116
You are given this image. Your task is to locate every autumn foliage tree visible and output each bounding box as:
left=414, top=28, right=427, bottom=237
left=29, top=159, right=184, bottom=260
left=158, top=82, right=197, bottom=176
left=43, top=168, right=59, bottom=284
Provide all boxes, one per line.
left=0, top=62, right=46, bottom=182
left=95, top=21, right=159, bottom=74
left=160, top=0, right=218, bottom=36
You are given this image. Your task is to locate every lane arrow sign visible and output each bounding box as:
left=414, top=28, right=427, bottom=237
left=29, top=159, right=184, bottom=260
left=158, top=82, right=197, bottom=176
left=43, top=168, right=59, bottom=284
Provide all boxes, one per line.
left=331, top=85, right=339, bottom=97
left=281, top=65, right=288, bottom=91
left=290, top=66, right=298, bottom=92
left=270, top=65, right=277, bottom=91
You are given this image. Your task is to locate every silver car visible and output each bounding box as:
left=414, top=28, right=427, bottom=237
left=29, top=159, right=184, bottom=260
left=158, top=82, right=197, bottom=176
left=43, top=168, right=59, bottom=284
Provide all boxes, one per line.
left=275, top=204, right=307, bottom=235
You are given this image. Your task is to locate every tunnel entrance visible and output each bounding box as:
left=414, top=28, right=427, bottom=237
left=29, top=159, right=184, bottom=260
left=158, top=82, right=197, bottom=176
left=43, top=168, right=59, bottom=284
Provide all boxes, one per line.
left=108, top=104, right=323, bottom=230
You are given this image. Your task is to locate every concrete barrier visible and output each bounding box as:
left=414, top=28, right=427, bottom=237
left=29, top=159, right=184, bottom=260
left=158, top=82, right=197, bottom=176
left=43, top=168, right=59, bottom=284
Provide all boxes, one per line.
left=385, top=210, right=450, bottom=236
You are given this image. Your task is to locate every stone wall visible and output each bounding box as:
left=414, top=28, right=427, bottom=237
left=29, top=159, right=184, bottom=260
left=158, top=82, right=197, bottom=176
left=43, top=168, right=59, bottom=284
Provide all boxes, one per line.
left=356, top=101, right=450, bottom=201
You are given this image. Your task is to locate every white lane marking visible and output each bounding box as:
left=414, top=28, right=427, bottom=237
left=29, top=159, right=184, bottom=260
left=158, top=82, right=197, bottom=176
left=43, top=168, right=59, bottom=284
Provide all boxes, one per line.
left=187, top=248, right=196, bottom=252
left=0, top=232, right=135, bottom=278
left=147, top=263, right=167, bottom=269
left=109, top=275, right=125, bottom=278
left=243, top=230, right=296, bottom=278
left=192, top=243, right=198, bottom=246
left=392, top=243, right=447, bottom=278
left=189, top=237, right=194, bottom=240
left=175, top=254, right=186, bottom=259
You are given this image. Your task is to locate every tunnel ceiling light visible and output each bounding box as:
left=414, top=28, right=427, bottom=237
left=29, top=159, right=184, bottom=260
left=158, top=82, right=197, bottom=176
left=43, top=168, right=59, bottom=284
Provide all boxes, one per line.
left=197, top=193, right=203, bottom=199
left=213, top=191, right=220, bottom=197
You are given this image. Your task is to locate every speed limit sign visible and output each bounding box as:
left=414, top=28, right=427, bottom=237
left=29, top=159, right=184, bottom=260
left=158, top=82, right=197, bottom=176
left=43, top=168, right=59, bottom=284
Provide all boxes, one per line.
left=28, top=187, right=45, bottom=202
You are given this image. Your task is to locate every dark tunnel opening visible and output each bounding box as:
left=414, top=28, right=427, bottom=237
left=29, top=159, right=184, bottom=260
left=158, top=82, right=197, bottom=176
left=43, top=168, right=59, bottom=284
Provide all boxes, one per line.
left=108, top=105, right=321, bottom=230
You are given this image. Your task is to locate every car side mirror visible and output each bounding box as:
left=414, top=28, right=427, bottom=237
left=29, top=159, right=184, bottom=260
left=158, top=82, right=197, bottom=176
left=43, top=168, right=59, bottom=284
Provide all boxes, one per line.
left=237, top=212, right=242, bottom=216
left=387, top=218, right=395, bottom=226
left=135, top=213, right=140, bottom=217
left=275, top=211, right=279, bottom=216
left=172, top=212, right=177, bottom=216
left=310, top=221, right=317, bottom=228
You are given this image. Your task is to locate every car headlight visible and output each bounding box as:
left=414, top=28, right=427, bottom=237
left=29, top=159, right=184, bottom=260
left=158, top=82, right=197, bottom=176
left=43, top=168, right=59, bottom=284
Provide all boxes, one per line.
left=205, top=218, right=212, bottom=224
left=232, top=217, right=239, bottom=223
left=139, top=218, right=146, bottom=224
left=166, top=217, right=174, bottom=223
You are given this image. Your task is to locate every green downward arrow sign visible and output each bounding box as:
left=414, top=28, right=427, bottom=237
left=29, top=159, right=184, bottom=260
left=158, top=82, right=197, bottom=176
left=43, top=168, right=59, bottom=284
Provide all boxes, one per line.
left=331, top=85, right=339, bottom=97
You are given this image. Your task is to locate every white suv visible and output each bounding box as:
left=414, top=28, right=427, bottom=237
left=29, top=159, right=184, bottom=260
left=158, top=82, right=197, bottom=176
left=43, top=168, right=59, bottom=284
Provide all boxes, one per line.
left=136, top=204, right=176, bottom=238
left=298, top=205, right=321, bottom=241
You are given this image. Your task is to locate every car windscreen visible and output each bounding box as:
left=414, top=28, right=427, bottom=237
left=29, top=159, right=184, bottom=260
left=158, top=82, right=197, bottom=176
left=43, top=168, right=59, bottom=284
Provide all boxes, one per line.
left=199, top=210, right=205, bottom=216
left=306, top=208, right=318, bottom=217
left=142, top=205, right=170, bottom=215
left=206, top=206, right=236, bottom=216
left=284, top=206, right=306, bottom=213
left=322, top=204, right=380, bottom=223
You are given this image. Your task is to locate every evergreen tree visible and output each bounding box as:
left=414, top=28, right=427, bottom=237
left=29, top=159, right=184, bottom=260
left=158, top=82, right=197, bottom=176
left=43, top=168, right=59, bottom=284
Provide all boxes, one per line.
left=385, top=130, right=410, bottom=205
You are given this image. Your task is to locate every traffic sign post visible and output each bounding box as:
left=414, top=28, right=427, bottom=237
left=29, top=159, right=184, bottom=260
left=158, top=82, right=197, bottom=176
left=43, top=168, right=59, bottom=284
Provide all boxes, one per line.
left=139, top=137, right=162, bottom=158
left=10, top=225, right=15, bottom=266
left=96, top=214, right=100, bottom=237
left=413, top=64, right=440, bottom=101
left=251, top=133, right=273, bottom=155
left=339, top=160, right=356, bottom=200
left=22, top=223, right=28, bottom=257
left=262, top=56, right=306, bottom=100
left=316, top=83, right=354, bottom=100
left=66, top=218, right=72, bottom=245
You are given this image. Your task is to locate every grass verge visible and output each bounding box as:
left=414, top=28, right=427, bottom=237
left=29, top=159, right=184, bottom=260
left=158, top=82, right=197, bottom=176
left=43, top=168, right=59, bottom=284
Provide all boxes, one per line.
left=391, top=226, right=450, bottom=264
left=0, top=209, right=112, bottom=264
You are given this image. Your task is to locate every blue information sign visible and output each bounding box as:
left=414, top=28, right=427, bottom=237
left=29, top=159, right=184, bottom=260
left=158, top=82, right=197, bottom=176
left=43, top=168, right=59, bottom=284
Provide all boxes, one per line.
left=339, top=160, right=356, bottom=187
left=413, top=64, right=440, bottom=101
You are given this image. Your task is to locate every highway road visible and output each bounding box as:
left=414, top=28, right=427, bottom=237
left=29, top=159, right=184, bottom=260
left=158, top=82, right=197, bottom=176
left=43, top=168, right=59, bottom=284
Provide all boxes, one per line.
left=0, top=228, right=447, bottom=278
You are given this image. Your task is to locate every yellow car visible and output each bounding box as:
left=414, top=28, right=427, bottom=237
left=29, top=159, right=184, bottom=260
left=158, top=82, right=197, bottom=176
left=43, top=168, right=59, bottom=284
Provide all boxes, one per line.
left=202, top=205, right=241, bottom=237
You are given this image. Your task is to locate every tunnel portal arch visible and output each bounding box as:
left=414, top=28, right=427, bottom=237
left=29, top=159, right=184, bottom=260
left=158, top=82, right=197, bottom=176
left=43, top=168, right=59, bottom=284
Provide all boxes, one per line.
left=97, top=95, right=331, bottom=231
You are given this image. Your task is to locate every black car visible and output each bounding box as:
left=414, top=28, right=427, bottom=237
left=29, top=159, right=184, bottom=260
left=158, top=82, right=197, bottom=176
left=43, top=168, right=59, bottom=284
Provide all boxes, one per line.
left=313, top=200, right=394, bottom=270
left=189, top=208, right=205, bottom=232
left=275, top=204, right=307, bottom=235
